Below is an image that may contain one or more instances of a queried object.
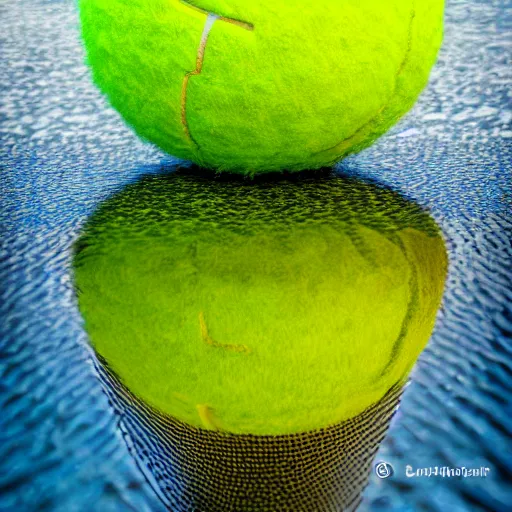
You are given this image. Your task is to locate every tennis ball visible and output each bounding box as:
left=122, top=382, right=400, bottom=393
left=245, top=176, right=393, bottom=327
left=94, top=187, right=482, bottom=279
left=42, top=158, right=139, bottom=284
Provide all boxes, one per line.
left=73, top=171, right=447, bottom=435
left=79, top=0, right=444, bottom=174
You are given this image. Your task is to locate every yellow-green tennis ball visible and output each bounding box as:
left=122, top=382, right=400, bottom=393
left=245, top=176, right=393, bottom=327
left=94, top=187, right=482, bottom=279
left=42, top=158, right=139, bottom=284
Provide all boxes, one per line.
left=73, top=171, right=447, bottom=435
left=79, top=0, right=444, bottom=174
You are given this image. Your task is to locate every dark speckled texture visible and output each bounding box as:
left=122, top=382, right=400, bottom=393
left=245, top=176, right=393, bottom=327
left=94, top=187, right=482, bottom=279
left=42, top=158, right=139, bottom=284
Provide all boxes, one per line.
left=1, top=0, right=511, bottom=510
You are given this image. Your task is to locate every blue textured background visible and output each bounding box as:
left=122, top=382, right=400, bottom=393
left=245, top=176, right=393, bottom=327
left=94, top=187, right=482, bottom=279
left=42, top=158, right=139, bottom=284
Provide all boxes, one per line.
left=1, top=0, right=511, bottom=510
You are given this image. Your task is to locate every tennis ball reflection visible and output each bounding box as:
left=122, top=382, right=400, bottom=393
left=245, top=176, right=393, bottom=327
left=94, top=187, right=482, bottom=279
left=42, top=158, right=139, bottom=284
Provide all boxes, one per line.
left=73, top=170, right=447, bottom=435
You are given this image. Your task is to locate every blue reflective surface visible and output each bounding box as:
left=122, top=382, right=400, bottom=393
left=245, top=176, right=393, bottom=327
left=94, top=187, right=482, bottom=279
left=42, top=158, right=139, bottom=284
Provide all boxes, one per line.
left=1, top=0, right=511, bottom=510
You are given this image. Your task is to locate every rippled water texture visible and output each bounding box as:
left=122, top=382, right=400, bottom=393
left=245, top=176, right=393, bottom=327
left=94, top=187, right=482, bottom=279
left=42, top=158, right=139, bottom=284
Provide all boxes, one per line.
left=1, top=0, right=511, bottom=511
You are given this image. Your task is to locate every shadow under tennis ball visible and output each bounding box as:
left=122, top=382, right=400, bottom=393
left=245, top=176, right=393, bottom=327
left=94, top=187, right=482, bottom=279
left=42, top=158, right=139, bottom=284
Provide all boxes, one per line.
left=73, top=168, right=447, bottom=511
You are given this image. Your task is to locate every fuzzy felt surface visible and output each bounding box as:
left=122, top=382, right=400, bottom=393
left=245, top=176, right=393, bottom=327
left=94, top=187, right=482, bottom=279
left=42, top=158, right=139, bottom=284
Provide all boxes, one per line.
left=79, top=0, right=444, bottom=174
left=73, top=171, right=447, bottom=435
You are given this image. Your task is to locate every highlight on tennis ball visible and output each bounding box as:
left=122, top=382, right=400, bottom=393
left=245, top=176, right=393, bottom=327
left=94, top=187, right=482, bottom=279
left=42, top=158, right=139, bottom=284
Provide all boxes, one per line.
left=73, top=171, right=448, bottom=437
left=79, top=0, right=444, bottom=174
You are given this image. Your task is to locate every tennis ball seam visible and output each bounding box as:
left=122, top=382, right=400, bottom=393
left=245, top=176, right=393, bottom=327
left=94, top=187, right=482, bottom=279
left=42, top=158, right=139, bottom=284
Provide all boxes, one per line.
left=372, top=232, right=420, bottom=382
left=180, top=1, right=254, bottom=150
left=314, top=4, right=417, bottom=158
left=180, top=0, right=254, bottom=30
left=199, top=311, right=251, bottom=353
left=196, top=403, right=225, bottom=430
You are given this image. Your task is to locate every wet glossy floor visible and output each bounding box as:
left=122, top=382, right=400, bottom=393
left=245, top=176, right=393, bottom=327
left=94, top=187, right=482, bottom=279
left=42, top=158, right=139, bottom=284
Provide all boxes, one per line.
left=1, top=0, right=511, bottom=511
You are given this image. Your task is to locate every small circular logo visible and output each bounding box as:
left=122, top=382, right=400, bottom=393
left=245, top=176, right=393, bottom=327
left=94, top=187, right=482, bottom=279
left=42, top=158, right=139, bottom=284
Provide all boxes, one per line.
left=375, top=462, right=394, bottom=479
